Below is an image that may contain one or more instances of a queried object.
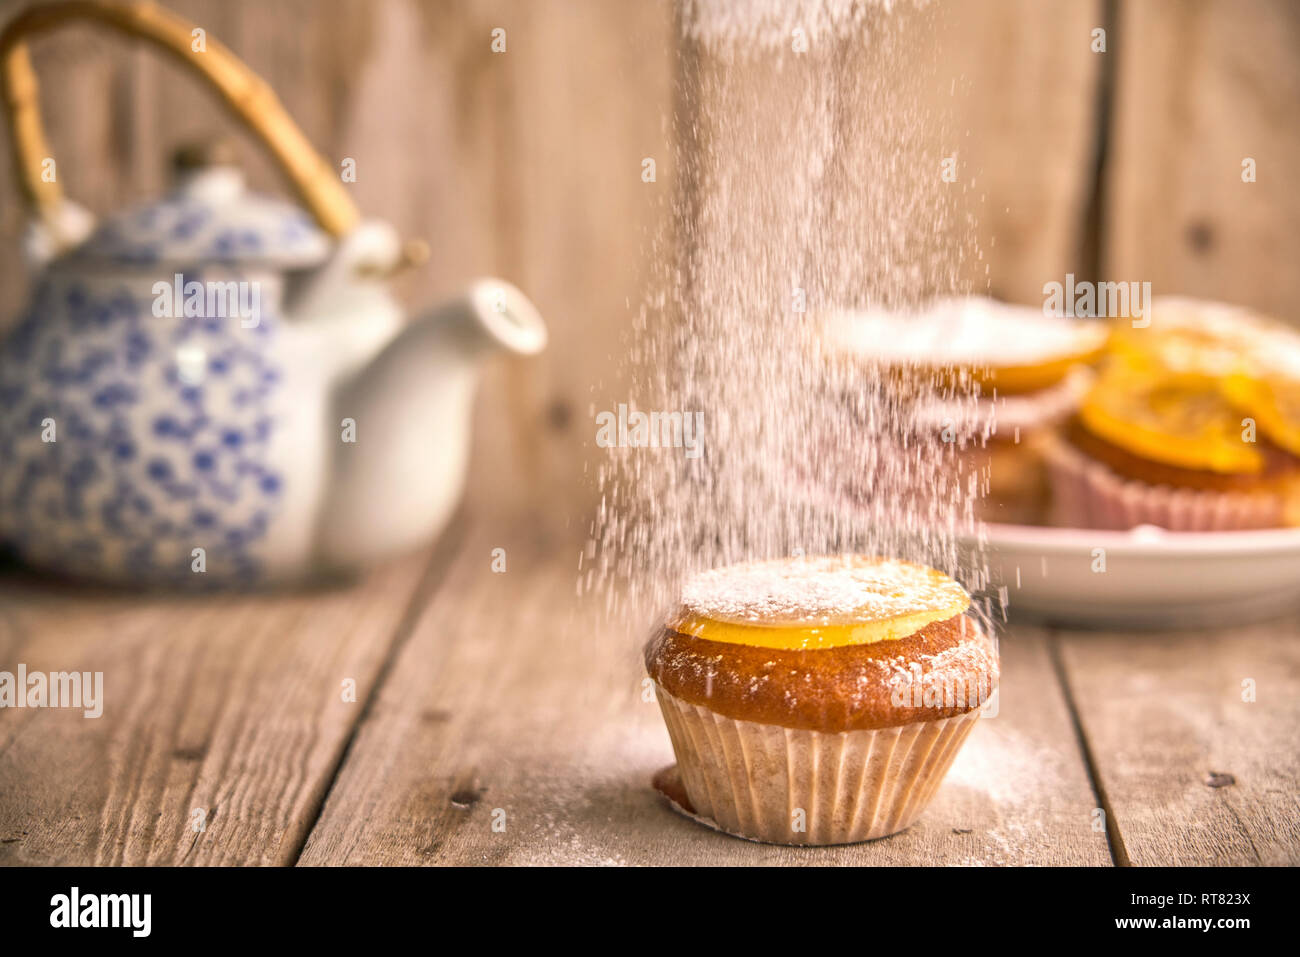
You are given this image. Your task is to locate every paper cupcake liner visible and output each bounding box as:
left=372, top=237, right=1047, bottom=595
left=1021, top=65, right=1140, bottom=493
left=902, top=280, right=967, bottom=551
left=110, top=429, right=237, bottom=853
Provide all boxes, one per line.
left=1043, top=435, right=1283, bottom=531
left=654, top=686, right=981, bottom=845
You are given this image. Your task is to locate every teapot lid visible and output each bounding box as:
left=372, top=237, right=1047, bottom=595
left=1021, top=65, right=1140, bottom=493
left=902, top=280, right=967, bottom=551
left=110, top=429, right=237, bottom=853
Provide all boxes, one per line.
left=68, top=144, right=331, bottom=269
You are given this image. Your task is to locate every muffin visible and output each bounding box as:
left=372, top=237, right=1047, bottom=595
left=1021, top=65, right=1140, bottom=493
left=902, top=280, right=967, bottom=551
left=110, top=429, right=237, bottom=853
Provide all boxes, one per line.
left=644, top=555, right=998, bottom=845
left=821, top=297, right=1104, bottom=525
left=1045, top=298, right=1300, bottom=530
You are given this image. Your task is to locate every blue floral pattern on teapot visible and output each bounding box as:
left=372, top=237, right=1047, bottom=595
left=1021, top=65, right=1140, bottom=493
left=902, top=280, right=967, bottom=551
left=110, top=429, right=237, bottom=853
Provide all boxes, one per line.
left=1, top=264, right=287, bottom=585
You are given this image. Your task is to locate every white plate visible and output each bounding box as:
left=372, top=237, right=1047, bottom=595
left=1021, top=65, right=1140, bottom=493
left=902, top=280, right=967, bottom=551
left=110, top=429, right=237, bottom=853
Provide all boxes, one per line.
left=961, top=523, right=1300, bottom=629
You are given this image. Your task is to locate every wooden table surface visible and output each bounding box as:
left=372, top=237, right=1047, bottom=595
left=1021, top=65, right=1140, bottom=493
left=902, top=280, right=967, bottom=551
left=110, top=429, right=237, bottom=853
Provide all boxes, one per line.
left=1, top=516, right=1296, bottom=866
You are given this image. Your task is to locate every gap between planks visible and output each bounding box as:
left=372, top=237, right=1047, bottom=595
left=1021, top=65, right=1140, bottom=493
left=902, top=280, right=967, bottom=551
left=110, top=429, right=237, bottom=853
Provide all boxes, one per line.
left=281, top=512, right=470, bottom=864
left=1056, top=619, right=1300, bottom=866
left=1047, top=629, right=1131, bottom=866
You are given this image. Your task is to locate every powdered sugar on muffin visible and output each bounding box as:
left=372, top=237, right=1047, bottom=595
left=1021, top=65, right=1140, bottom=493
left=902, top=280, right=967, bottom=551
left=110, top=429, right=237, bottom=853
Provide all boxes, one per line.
left=680, top=554, right=969, bottom=627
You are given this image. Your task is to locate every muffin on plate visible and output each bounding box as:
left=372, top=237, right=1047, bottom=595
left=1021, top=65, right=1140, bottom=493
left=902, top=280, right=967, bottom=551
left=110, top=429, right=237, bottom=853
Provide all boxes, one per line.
left=1045, top=298, right=1300, bottom=530
left=644, top=555, right=998, bottom=845
left=820, top=296, right=1104, bottom=524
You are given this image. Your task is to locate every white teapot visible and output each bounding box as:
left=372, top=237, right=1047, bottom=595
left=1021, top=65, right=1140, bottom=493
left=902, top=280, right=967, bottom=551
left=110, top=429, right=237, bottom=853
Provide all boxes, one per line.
left=0, top=1, right=546, bottom=585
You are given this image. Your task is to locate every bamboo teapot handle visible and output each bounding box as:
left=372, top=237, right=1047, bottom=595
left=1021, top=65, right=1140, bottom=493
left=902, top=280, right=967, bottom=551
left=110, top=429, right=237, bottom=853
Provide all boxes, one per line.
left=0, top=0, right=361, bottom=249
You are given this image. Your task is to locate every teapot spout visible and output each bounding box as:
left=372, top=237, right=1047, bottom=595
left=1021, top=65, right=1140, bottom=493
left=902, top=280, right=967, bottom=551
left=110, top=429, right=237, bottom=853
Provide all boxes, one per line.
left=313, top=279, right=546, bottom=573
left=450, top=278, right=548, bottom=358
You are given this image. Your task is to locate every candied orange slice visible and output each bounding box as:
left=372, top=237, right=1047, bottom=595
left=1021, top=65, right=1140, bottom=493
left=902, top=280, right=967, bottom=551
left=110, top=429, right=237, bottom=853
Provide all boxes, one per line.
left=1222, top=374, right=1300, bottom=458
left=1079, top=368, right=1263, bottom=474
left=1109, top=298, right=1300, bottom=381
left=669, top=556, right=971, bottom=650
left=972, top=348, right=1104, bottom=395
left=1107, top=322, right=1249, bottom=379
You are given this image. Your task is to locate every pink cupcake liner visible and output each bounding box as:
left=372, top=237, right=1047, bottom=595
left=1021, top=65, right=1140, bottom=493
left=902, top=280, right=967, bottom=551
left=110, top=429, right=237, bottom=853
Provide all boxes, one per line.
left=1043, top=435, right=1284, bottom=531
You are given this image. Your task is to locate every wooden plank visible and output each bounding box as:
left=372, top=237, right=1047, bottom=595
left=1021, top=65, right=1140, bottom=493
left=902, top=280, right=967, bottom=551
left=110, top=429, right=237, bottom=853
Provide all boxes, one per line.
left=1058, top=620, right=1300, bottom=865
left=449, top=0, right=675, bottom=528
left=912, top=0, right=1106, bottom=305
left=1104, top=0, right=1300, bottom=326
left=302, top=526, right=1110, bottom=865
left=0, top=548, right=435, bottom=865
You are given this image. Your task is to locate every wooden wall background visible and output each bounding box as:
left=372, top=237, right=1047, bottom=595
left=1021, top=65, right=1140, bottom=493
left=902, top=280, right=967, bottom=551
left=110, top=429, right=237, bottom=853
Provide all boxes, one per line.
left=1, top=0, right=1297, bottom=531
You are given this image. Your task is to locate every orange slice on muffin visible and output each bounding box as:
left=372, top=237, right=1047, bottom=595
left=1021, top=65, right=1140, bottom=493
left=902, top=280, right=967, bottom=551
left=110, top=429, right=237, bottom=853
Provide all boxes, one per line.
left=1107, top=297, right=1300, bottom=382
left=669, top=555, right=970, bottom=650
left=1087, top=296, right=1300, bottom=473
left=1079, top=365, right=1263, bottom=475
left=1222, top=373, right=1300, bottom=458
left=973, top=349, right=1103, bottom=396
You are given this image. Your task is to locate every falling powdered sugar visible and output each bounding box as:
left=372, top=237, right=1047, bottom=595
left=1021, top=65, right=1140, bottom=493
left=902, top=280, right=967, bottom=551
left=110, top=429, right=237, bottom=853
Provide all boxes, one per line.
left=589, top=0, right=990, bottom=635
left=681, top=0, right=895, bottom=49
